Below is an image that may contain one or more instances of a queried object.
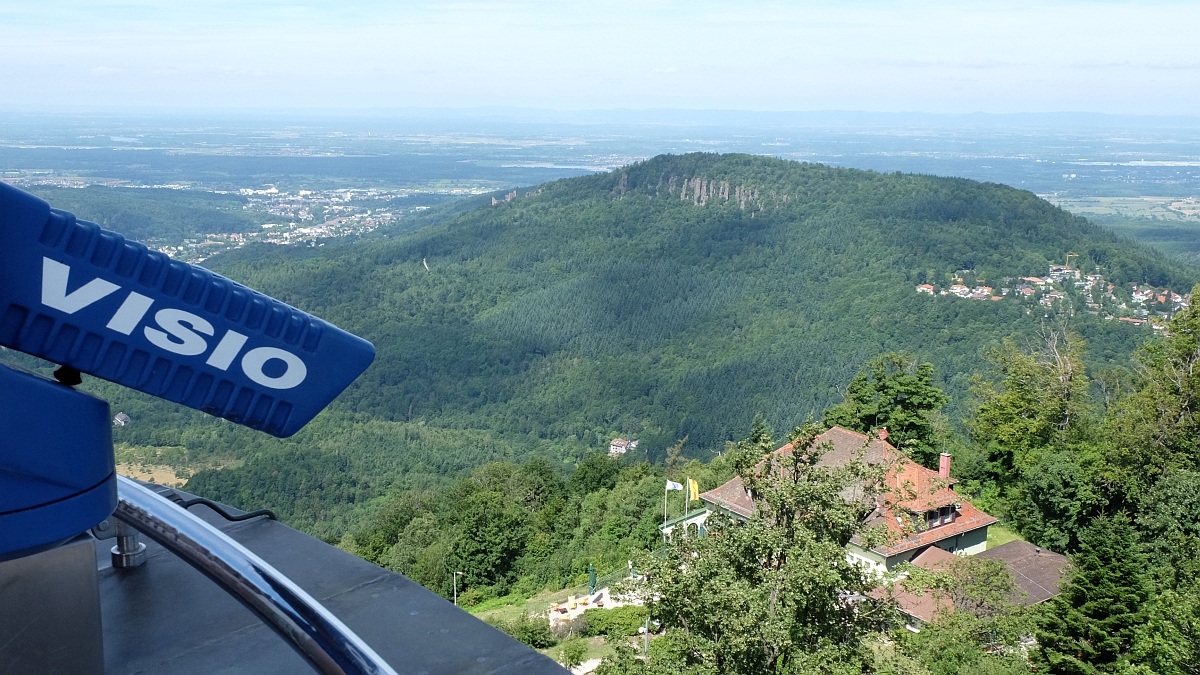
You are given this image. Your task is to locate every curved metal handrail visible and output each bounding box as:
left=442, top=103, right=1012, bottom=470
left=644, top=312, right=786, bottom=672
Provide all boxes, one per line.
left=114, top=476, right=398, bottom=675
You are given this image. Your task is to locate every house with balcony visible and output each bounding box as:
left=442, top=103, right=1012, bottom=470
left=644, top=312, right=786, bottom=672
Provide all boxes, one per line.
left=661, top=427, right=997, bottom=575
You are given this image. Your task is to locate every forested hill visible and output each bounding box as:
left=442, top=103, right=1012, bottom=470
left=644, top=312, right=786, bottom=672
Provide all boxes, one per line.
left=206, top=153, right=1186, bottom=451
left=86, top=152, right=1192, bottom=534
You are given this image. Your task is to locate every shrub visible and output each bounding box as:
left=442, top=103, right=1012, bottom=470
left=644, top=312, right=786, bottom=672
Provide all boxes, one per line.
left=552, top=616, right=588, bottom=640
left=583, top=605, right=649, bottom=637
left=495, top=611, right=558, bottom=649
left=561, top=638, right=587, bottom=669
left=457, top=586, right=491, bottom=608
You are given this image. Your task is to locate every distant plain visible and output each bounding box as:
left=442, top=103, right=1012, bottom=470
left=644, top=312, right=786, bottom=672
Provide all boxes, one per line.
left=4, top=110, right=1199, bottom=262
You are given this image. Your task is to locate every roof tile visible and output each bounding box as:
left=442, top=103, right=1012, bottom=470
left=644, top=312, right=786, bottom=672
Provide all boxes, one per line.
left=977, top=540, right=1070, bottom=605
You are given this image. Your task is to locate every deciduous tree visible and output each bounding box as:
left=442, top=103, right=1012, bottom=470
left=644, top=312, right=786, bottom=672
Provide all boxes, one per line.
left=608, top=423, right=891, bottom=674
left=1107, top=287, right=1200, bottom=502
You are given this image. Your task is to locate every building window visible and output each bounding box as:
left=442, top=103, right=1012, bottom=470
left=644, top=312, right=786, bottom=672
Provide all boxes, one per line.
left=939, top=506, right=954, bottom=525
left=925, top=506, right=956, bottom=529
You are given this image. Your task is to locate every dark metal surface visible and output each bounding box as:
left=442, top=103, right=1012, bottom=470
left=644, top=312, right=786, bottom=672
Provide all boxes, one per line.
left=101, top=481, right=566, bottom=675
left=114, top=476, right=397, bottom=675
left=0, top=535, right=104, bottom=675
left=110, top=519, right=147, bottom=568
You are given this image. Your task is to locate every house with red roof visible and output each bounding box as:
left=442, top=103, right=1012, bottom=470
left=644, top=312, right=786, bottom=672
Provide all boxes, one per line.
left=871, top=545, right=957, bottom=628
left=880, top=537, right=1071, bottom=630
left=662, top=427, right=997, bottom=575
left=608, top=438, right=630, bottom=457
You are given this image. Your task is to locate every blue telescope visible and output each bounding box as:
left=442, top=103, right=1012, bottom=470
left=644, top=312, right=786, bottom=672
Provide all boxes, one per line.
left=0, top=181, right=375, bottom=559
left=0, top=182, right=375, bottom=438
left=0, top=183, right=553, bottom=675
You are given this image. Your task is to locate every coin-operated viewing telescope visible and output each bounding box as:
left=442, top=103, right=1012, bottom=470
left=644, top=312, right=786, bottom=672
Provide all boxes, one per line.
left=0, top=182, right=374, bottom=440
left=0, top=182, right=387, bottom=674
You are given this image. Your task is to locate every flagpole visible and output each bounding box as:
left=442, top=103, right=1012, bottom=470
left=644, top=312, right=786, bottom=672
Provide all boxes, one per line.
left=664, top=483, right=668, bottom=524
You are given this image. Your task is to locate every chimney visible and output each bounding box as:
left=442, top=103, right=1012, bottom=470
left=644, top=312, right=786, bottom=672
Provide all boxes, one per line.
left=938, top=453, right=952, bottom=479
left=878, top=428, right=888, bottom=442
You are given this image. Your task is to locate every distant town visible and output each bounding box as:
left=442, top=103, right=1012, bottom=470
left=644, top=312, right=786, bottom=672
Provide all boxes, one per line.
left=917, top=260, right=1190, bottom=330
left=159, top=185, right=439, bottom=264
left=154, top=185, right=494, bottom=264
left=6, top=177, right=493, bottom=264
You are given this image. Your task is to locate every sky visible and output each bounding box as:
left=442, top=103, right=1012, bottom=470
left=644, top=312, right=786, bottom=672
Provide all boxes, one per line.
left=1, top=1, right=1198, bottom=114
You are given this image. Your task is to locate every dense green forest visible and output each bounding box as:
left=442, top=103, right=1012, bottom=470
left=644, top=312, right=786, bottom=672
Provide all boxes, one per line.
left=74, top=153, right=1199, bottom=537
left=1086, top=212, right=1200, bottom=267
left=11, top=154, right=1200, bottom=671
left=339, top=322, right=1199, bottom=673
left=207, top=154, right=1192, bottom=450
left=22, top=185, right=265, bottom=243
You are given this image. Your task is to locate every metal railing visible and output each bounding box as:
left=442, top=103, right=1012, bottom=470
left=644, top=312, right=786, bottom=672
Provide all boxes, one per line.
left=113, top=476, right=398, bottom=675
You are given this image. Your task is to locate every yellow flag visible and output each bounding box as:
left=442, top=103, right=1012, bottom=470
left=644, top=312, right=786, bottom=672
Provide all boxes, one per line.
left=688, top=478, right=699, bottom=502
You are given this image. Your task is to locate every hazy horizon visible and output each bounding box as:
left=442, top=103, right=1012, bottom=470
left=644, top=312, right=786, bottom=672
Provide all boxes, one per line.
left=4, top=107, right=1200, bottom=130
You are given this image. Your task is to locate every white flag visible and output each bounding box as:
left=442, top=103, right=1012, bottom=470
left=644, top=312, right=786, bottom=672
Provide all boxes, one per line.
left=666, top=480, right=684, bottom=491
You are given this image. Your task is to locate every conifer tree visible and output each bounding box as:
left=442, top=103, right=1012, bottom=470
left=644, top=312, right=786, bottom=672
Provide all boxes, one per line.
left=1035, top=514, right=1154, bottom=674
left=823, top=352, right=949, bottom=468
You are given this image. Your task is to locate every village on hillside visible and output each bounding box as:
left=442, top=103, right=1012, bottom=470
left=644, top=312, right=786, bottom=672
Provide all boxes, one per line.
left=159, top=186, right=452, bottom=263
left=6, top=177, right=485, bottom=264
left=916, top=258, right=1190, bottom=331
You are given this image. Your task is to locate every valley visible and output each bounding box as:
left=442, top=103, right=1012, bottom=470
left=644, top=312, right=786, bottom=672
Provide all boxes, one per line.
left=6, top=131, right=1200, bottom=674
left=8, top=3, right=1200, bottom=671
left=47, top=152, right=1189, bottom=541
